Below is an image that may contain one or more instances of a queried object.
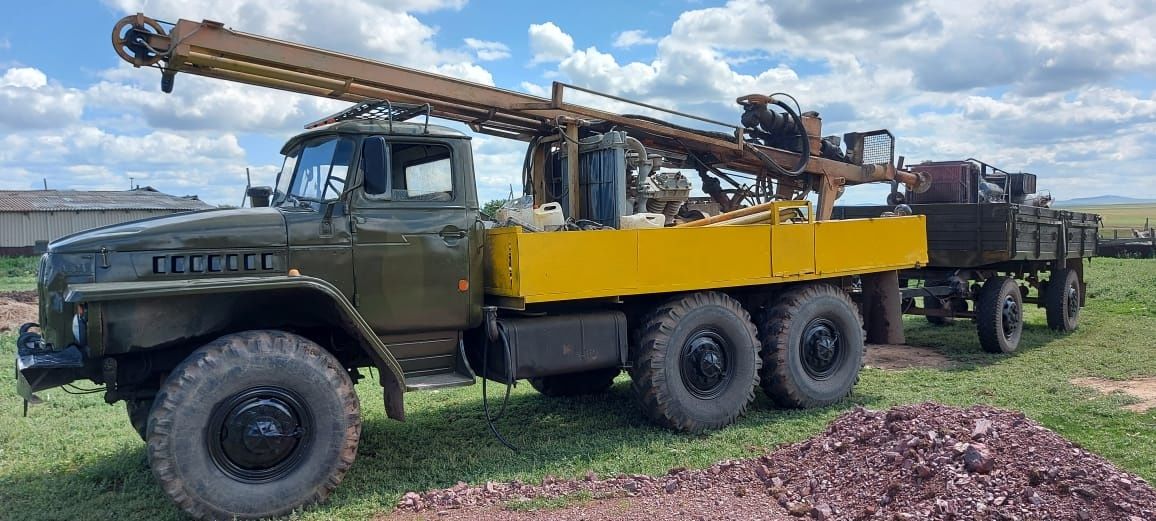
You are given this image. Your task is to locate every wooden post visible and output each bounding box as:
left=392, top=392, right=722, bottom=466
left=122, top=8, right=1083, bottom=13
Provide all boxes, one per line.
left=565, top=123, right=580, bottom=220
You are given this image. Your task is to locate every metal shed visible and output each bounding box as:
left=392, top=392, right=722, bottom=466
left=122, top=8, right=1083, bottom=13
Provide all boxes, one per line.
left=0, top=188, right=215, bottom=255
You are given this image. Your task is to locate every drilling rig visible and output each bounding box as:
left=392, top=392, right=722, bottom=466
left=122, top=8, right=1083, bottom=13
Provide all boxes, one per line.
left=15, top=13, right=930, bottom=520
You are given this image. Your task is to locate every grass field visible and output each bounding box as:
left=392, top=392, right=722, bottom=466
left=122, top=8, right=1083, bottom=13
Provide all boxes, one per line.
left=1066, top=202, right=1156, bottom=237
left=1, top=259, right=1155, bottom=520
left=0, top=256, right=37, bottom=292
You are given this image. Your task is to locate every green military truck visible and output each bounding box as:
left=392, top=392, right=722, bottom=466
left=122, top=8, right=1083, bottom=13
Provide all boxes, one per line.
left=14, top=13, right=932, bottom=521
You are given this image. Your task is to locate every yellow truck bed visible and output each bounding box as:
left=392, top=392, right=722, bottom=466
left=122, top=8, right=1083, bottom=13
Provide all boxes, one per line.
left=484, top=202, right=927, bottom=307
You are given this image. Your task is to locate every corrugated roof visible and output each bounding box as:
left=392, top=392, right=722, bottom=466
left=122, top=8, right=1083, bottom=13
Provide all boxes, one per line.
left=0, top=188, right=215, bottom=212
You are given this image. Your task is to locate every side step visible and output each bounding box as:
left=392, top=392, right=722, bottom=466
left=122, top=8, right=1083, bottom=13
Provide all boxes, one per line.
left=405, top=372, right=475, bottom=391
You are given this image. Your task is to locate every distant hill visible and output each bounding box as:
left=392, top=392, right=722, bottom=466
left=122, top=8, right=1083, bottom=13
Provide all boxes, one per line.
left=1054, top=195, right=1156, bottom=207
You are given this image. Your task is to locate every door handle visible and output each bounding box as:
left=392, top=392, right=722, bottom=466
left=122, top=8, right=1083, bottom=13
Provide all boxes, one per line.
left=439, top=230, right=467, bottom=239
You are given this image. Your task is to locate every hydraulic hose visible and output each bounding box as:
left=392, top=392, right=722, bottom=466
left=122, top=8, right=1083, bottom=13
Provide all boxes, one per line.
left=742, top=98, right=810, bottom=177
left=481, top=323, right=518, bottom=451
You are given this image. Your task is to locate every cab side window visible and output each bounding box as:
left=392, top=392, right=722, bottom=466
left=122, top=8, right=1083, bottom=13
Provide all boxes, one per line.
left=392, top=143, right=453, bottom=202
left=361, top=139, right=453, bottom=202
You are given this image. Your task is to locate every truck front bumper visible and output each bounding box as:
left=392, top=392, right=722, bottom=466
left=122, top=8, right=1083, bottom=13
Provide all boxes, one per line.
left=14, top=323, right=85, bottom=402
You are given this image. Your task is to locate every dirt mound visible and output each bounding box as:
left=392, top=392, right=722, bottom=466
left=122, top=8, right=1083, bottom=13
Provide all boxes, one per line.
left=394, top=403, right=1156, bottom=520
left=0, top=298, right=38, bottom=333
left=0, top=291, right=37, bottom=304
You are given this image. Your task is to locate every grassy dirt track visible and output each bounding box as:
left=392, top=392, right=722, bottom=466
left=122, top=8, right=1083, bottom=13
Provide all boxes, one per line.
left=0, top=258, right=1154, bottom=520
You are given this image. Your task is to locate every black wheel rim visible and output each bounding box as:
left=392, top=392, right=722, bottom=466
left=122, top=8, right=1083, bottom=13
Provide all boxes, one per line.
left=1001, top=296, right=1021, bottom=339
left=801, top=318, right=844, bottom=380
left=680, top=329, right=733, bottom=399
left=207, top=386, right=312, bottom=483
left=1066, top=285, right=1079, bottom=321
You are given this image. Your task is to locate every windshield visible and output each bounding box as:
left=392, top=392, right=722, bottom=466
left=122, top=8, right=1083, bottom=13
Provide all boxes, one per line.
left=273, top=135, right=354, bottom=209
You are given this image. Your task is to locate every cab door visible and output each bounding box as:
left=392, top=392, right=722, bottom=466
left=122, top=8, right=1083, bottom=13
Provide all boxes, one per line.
left=351, top=136, right=471, bottom=376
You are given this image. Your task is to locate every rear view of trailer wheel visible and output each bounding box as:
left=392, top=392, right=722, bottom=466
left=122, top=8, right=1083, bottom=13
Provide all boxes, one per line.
left=1045, top=268, right=1081, bottom=332
left=976, top=276, right=1023, bottom=353
left=146, top=331, right=361, bottom=520
left=631, top=292, right=760, bottom=433
left=757, top=284, right=864, bottom=408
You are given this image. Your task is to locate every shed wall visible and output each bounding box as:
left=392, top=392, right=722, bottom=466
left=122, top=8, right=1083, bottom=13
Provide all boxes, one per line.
left=0, top=210, right=185, bottom=249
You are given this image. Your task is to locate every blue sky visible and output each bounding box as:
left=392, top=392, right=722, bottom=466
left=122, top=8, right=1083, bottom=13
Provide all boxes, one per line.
left=2, top=0, right=1154, bottom=206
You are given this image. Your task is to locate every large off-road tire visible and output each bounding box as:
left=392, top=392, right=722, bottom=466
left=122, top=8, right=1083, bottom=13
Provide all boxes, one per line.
left=126, top=399, right=154, bottom=441
left=529, top=368, right=620, bottom=397
left=757, top=284, right=865, bottom=408
left=976, top=277, right=1023, bottom=353
left=631, top=291, right=760, bottom=433
left=1045, top=268, right=1081, bottom=332
left=147, top=330, right=361, bottom=520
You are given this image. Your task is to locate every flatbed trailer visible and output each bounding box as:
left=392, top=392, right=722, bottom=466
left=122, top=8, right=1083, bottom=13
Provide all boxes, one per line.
left=835, top=201, right=1098, bottom=353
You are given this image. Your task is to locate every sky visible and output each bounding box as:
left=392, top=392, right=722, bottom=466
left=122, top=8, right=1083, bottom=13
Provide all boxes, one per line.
left=1, top=0, right=1154, bottom=206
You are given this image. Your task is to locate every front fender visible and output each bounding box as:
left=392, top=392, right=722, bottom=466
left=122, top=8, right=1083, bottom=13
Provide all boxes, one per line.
left=66, top=275, right=407, bottom=420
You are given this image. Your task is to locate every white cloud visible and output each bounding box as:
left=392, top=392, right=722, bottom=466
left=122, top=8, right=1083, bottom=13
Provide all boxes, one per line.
left=0, top=37, right=9, bottom=50
left=464, top=38, right=511, bottom=61
left=613, top=30, right=657, bottom=48
left=0, top=67, right=85, bottom=129
left=528, top=22, right=574, bottom=64
left=526, top=0, right=1156, bottom=202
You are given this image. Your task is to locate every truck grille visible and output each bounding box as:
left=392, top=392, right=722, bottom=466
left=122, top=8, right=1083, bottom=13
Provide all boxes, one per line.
left=151, top=252, right=277, bottom=274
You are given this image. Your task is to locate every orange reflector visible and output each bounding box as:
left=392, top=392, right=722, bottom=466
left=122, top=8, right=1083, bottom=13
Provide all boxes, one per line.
left=288, top=268, right=301, bottom=277
left=458, top=279, right=469, bottom=292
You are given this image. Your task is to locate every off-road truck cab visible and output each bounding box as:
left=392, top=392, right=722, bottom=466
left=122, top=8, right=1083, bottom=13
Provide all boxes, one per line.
left=19, top=119, right=484, bottom=415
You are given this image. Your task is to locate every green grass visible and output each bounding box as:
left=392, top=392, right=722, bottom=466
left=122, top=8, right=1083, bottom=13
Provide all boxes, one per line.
left=1066, top=202, right=1156, bottom=237
left=1, top=260, right=1155, bottom=520
left=0, top=256, right=37, bottom=292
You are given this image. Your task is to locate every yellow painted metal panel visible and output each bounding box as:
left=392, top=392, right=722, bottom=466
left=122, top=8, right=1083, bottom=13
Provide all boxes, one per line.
left=815, top=216, right=928, bottom=275
left=484, top=214, right=927, bottom=304
left=483, top=227, right=520, bottom=296
left=637, top=226, right=770, bottom=289
left=503, top=228, right=639, bottom=298
left=771, top=223, right=815, bottom=276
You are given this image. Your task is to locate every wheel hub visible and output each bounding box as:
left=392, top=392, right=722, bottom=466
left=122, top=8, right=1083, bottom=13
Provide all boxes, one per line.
left=1001, top=297, right=1020, bottom=339
left=208, top=387, right=311, bottom=483
left=1066, top=286, right=1079, bottom=320
left=680, top=330, right=732, bottom=398
left=801, top=318, right=842, bottom=380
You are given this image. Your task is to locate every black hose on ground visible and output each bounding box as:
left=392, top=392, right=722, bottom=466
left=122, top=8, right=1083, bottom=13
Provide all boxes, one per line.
left=481, top=324, right=518, bottom=451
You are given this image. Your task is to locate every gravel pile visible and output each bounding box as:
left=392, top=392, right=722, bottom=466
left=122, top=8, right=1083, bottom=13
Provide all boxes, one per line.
left=395, top=403, right=1156, bottom=520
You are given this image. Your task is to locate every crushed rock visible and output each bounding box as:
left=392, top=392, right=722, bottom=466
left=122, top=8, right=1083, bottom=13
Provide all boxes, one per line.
left=393, top=403, right=1156, bottom=520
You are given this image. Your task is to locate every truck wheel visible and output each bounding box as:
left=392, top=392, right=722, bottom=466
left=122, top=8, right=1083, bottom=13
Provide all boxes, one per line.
left=631, top=292, right=760, bottom=433
left=126, top=399, right=154, bottom=441
left=147, top=331, right=361, bottom=520
left=529, top=368, right=619, bottom=397
left=757, top=284, right=864, bottom=408
left=1045, top=268, right=1081, bottom=332
left=976, top=277, right=1023, bottom=353
left=924, top=297, right=967, bottom=325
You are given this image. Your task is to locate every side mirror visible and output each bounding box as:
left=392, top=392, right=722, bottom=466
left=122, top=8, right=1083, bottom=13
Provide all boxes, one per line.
left=362, top=136, right=391, bottom=199
left=246, top=186, right=273, bottom=207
